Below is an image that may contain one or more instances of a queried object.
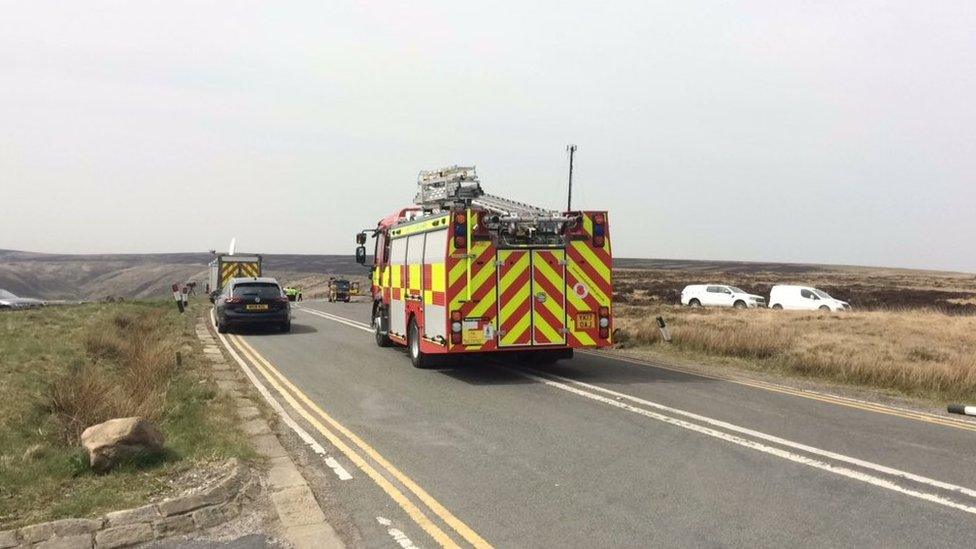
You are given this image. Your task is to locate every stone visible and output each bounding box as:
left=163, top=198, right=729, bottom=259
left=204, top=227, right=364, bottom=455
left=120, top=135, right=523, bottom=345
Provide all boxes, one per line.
left=250, top=434, right=287, bottom=458
left=191, top=505, right=225, bottom=529
left=236, top=406, right=260, bottom=420
left=270, top=485, right=326, bottom=527
left=20, top=522, right=55, bottom=543
left=80, top=417, right=164, bottom=473
left=49, top=519, right=102, bottom=537
left=104, top=504, right=160, bottom=527
left=35, top=534, right=92, bottom=549
left=266, top=457, right=306, bottom=489
left=95, top=523, right=154, bottom=548
left=157, top=492, right=218, bottom=517
left=0, top=529, right=19, bottom=549
left=240, top=419, right=270, bottom=436
left=283, top=523, right=343, bottom=549
left=153, top=515, right=195, bottom=537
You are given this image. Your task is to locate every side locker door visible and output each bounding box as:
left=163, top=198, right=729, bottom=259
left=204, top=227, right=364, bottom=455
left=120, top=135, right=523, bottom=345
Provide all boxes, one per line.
left=496, top=250, right=532, bottom=347
left=531, top=249, right=567, bottom=345
left=389, top=237, right=408, bottom=337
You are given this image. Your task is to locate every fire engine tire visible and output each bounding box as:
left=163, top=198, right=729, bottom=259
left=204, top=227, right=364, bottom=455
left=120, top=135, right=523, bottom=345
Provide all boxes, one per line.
left=374, top=306, right=391, bottom=348
left=689, top=299, right=701, bottom=308
left=408, top=318, right=431, bottom=369
left=733, top=300, right=747, bottom=309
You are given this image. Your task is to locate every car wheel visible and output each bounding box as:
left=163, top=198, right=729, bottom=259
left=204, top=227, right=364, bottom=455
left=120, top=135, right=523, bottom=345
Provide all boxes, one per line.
left=819, top=305, right=831, bottom=311
left=217, top=319, right=228, bottom=334
left=689, top=299, right=701, bottom=308
left=281, top=321, right=291, bottom=333
left=374, top=306, right=391, bottom=348
left=408, top=318, right=430, bottom=369
left=733, top=300, right=747, bottom=309
left=771, top=304, right=783, bottom=310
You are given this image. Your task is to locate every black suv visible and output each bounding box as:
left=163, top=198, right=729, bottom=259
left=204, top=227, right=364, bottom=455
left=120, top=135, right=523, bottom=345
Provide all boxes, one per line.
left=214, top=277, right=291, bottom=333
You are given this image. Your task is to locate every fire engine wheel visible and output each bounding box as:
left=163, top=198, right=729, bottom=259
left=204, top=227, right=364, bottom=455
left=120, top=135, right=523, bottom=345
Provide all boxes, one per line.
left=374, top=311, right=391, bottom=347
left=408, top=319, right=431, bottom=369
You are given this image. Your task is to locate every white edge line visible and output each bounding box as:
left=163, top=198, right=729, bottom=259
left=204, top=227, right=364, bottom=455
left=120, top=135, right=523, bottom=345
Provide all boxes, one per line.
left=308, top=308, right=976, bottom=514
left=210, top=309, right=353, bottom=481
left=504, top=365, right=976, bottom=516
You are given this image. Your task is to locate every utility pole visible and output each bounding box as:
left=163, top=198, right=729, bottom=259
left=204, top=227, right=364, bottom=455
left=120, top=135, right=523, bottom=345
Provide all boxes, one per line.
left=566, top=144, right=577, bottom=212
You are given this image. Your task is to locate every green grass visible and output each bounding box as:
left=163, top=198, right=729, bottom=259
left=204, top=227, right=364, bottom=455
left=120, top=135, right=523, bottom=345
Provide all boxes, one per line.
left=0, top=301, right=254, bottom=528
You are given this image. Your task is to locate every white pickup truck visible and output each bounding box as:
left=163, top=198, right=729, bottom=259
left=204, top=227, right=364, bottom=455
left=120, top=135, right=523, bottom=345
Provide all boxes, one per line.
left=680, top=284, right=766, bottom=309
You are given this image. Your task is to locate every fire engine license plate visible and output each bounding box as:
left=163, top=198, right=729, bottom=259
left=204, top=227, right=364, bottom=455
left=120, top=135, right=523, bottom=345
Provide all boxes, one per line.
left=576, top=312, right=596, bottom=329
left=246, top=304, right=269, bottom=311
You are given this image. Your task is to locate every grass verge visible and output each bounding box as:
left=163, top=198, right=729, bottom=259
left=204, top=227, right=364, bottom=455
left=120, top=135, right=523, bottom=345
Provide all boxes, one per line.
left=614, top=304, right=976, bottom=402
left=0, top=301, right=253, bottom=528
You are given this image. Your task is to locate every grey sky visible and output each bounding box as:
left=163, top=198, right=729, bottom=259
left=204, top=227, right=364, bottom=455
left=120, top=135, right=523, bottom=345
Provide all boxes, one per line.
left=2, top=2, right=974, bottom=271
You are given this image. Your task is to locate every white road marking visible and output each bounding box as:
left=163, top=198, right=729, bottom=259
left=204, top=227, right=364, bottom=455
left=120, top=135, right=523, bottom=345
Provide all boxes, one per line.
left=296, top=305, right=372, bottom=331
left=377, top=516, right=422, bottom=549
left=500, top=364, right=976, bottom=516
left=210, top=310, right=353, bottom=481
left=308, top=308, right=976, bottom=516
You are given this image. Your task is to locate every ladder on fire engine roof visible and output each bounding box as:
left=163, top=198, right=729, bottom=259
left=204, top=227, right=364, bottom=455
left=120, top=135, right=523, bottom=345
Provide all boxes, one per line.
left=414, top=165, right=563, bottom=221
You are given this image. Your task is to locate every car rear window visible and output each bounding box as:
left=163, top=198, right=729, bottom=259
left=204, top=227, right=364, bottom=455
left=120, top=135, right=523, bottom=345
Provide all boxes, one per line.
left=336, top=281, right=350, bottom=290
left=233, top=283, right=281, bottom=299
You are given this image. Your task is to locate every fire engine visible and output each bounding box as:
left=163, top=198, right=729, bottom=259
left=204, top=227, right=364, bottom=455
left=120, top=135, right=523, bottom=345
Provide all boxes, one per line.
left=355, top=166, right=612, bottom=368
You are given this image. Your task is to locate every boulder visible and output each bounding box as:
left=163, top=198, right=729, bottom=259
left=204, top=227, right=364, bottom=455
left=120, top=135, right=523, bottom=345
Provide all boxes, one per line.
left=80, top=417, right=164, bottom=472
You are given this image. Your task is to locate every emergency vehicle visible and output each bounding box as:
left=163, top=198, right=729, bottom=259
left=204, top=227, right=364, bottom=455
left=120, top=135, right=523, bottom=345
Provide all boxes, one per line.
left=207, top=253, right=262, bottom=302
left=355, top=166, right=613, bottom=368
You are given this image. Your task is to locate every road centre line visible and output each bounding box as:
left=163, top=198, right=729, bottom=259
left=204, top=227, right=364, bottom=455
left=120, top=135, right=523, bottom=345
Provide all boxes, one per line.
left=515, top=365, right=976, bottom=501
left=209, top=310, right=352, bottom=481
left=229, top=333, right=492, bottom=549
left=303, top=307, right=976, bottom=515
left=299, top=304, right=976, bottom=432
left=583, top=350, right=976, bottom=432
left=496, top=364, right=976, bottom=516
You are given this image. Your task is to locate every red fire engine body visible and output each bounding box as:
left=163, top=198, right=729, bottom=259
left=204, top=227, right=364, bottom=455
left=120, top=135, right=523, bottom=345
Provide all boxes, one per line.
left=357, top=166, right=613, bottom=368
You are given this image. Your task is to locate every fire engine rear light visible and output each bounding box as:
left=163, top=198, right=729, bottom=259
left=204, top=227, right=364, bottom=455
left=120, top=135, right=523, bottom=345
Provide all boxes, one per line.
left=451, top=321, right=462, bottom=333
left=451, top=310, right=462, bottom=321
left=593, top=235, right=605, bottom=248
left=599, top=327, right=609, bottom=339
left=599, top=306, right=610, bottom=317
left=593, top=224, right=605, bottom=237
left=599, top=317, right=610, bottom=328
left=454, top=213, right=467, bottom=224
left=451, top=332, right=462, bottom=344
left=454, top=235, right=466, bottom=248
left=593, top=213, right=606, bottom=225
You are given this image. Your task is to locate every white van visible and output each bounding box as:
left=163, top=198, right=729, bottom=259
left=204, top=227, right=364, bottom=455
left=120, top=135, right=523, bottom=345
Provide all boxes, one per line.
left=680, top=284, right=766, bottom=309
left=768, top=285, right=850, bottom=311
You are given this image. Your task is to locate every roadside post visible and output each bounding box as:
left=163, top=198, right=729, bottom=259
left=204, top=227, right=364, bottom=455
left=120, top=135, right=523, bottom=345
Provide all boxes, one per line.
left=947, top=404, right=976, bottom=417
left=171, top=284, right=185, bottom=314
left=656, top=316, right=672, bottom=343
left=181, top=285, right=189, bottom=309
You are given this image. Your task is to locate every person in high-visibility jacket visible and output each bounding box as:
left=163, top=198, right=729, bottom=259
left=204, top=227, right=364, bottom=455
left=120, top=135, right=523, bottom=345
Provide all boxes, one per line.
left=284, top=287, right=303, bottom=302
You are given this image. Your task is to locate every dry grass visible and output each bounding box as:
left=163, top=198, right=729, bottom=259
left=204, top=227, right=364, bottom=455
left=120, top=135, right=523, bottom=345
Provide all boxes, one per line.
left=46, top=310, right=177, bottom=444
left=615, top=304, right=976, bottom=401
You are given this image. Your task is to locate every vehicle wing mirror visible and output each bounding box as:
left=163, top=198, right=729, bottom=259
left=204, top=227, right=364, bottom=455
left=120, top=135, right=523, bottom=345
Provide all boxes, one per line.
left=355, top=246, right=367, bottom=265
left=356, top=232, right=367, bottom=245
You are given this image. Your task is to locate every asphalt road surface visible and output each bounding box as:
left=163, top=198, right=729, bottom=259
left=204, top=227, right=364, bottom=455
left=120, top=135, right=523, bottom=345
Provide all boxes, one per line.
left=215, top=299, right=976, bottom=548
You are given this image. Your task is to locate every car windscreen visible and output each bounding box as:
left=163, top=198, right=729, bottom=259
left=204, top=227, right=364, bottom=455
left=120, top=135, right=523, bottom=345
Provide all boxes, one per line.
left=813, top=289, right=832, bottom=299
left=335, top=281, right=350, bottom=290
left=233, top=283, right=281, bottom=299
left=729, top=287, right=745, bottom=293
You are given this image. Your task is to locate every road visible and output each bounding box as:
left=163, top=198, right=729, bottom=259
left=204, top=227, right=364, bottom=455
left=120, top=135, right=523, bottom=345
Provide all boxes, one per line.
left=216, top=299, right=976, bottom=548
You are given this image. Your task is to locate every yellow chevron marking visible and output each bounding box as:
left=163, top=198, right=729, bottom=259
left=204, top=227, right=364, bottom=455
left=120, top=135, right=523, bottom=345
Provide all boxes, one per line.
left=499, top=252, right=529, bottom=288
left=449, top=260, right=465, bottom=287
left=533, top=312, right=562, bottom=343
left=469, top=287, right=497, bottom=319
left=501, top=312, right=531, bottom=345
left=499, top=281, right=530, bottom=321
left=567, top=317, right=597, bottom=345
left=570, top=240, right=611, bottom=283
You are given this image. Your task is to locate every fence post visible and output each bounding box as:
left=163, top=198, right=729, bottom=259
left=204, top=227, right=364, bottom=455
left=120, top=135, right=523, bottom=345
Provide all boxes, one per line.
left=656, top=316, right=672, bottom=343
left=171, top=284, right=185, bottom=314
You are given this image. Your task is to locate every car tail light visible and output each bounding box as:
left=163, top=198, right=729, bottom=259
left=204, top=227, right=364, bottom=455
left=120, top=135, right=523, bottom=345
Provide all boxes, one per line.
left=225, top=297, right=243, bottom=304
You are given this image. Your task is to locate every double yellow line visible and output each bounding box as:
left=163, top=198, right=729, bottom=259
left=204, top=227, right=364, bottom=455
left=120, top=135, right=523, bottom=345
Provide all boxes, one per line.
left=585, top=350, right=976, bottom=433
left=224, top=334, right=491, bottom=549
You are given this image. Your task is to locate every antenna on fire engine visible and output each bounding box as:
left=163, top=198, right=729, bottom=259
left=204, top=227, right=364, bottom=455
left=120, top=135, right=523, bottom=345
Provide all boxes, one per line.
left=566, top=144, right=577, bottom=212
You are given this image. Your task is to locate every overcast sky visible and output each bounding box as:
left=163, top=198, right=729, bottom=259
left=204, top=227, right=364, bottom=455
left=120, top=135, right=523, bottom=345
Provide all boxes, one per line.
left=2, top=2, right=974, bottom=271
